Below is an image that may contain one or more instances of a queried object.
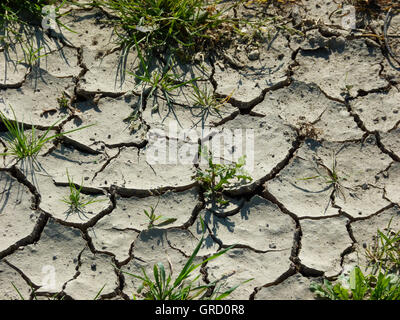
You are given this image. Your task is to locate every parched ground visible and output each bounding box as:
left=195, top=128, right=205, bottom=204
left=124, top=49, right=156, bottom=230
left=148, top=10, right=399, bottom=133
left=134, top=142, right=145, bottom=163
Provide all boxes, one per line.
left=0, top=0, right=400, bottom=300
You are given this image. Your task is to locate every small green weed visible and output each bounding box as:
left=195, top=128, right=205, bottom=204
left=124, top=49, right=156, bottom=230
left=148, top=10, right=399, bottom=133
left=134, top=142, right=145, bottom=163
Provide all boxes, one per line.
left=299, top=151, right=349, bottom=202
left=125, top=36, right=200, bottom=131
left=195, top=147, right=252, bottom=205
left=340, top=73, right=354, bottom=98
left=341, top=83, right=354, bottom=97
left=143, top=199, right=177, bottom=229
left=57, top=93, right=69, bottom=110
left=0, top=105, right=93, bottom=161
left=187, top=83, right=234, bottom=127
left=189, top=83, right=233, bottom=111
left=61, top=169, right=105, bottom=219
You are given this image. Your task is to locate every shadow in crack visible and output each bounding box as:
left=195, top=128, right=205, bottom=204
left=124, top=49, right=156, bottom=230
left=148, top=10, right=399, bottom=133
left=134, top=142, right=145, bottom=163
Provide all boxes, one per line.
left=202, top=209, right=236, bottom=242
left=191, top=216, right=221, bottom=250
left=42, top=217, right=81, bottom=240
left=0, top=171, right=14, bottom=213
left=305, top=138, right=323, bottom=152
left=300, top=47, right=331, bottom=60
left=289, top=181, right=333, bottom=194
left=0, top=170, right=33, bottom=214
left=49, top=145, right=98, bottom=166
left=138, top=228, right=167, bottom=249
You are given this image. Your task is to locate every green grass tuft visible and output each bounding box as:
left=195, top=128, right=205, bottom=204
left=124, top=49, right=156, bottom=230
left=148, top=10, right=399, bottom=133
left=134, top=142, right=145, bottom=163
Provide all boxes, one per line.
left=0, top=105, right=94, bottom=161
left=61, top=169, right=106, bottom=219
left=95, top=0, right=235, bottom=50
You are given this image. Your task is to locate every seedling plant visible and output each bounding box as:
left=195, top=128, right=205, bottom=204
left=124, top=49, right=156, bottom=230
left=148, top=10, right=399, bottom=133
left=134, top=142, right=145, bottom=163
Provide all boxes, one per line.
left=299, top=150, right=352, bottom=214
left=0, top=105, right=94, bottom=162
left=143, top=199, right=177, bottom=229
left=61, top=169, right=105, bottom=220
left=125, top=37, right=201, bottom=131
left=57, top=93, right=69, bottom=110
left=189, top=83, right=234, bottom=113
left=195, top=147, right=252, bottom=205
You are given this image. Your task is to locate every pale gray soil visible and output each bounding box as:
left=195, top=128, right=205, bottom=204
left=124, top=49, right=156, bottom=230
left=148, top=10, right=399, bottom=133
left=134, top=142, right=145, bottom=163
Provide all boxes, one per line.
left=0, top=0, right=400, bottom=300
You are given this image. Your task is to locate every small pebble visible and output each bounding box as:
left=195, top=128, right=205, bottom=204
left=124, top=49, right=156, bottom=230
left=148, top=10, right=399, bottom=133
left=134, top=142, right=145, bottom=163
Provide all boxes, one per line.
left=248, top=50, right=260, bottom=61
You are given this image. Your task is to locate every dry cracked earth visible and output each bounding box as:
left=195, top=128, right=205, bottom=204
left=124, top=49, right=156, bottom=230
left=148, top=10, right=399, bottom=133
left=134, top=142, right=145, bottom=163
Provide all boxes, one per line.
left=1, top=0, right=400, bottom=300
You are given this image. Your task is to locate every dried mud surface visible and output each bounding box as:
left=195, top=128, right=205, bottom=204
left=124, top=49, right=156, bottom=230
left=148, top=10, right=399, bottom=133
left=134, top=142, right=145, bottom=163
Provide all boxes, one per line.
left=1, top=0, right=400, bottom=300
